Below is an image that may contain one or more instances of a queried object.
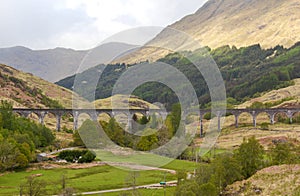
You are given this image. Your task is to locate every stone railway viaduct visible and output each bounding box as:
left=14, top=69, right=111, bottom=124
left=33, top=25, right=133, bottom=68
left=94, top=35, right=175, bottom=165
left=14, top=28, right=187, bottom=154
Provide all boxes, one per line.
left=11, top=108, right=300, bottom=137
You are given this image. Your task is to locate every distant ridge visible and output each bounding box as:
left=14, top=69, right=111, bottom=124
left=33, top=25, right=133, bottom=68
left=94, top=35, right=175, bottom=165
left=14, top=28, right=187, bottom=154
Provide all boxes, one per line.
left=0, top=42, right=137, bottom=82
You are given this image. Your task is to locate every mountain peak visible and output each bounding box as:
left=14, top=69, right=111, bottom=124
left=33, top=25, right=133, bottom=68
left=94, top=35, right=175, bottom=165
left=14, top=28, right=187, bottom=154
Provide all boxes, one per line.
left=118, top=0, right=300, bottom=64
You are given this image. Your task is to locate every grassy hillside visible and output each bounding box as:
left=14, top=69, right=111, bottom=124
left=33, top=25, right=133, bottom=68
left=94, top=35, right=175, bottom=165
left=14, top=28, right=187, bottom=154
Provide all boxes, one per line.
left=189, top=78, right=300, bottom=150
left=224, top=164, right=300, bottom=195
left=238, top=78, right=300, bottom=109
left=93, top=94, right=159, bottom=109
left=0, top=63, right=157, bottom=111
left=0, top=64, right=88, bottom=108
left=117, top=0, right=300, bottom=64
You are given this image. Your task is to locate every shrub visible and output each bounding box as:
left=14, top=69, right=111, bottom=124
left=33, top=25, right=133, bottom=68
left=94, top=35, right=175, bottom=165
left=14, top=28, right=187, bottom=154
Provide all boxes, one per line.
left=248, top=101, right=266, bottom=109
left=78, top=151, right=96, bottom=163
left=58, top=150, right=96, bottom=163
left=198, top=183, right=218, bottom=196
left=260, top=123, right=269, bottom=130
left=270, top=141, right=296, bottom=165
left=234, top=136, right=265, bottom=178
left=65, top=155, right=74, bottom=163
left=203, top=112, right=216, bottom=120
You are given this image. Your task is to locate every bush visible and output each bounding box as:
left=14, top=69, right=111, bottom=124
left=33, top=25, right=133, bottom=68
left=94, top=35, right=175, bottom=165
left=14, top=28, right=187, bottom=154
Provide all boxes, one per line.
left=234, top=136, right=265, bottom=178
left=65, top=155, right=74, bottom=163
left=62, top=126, right=73, bottom=134
left=198, top=183, right=218, bottom=196
left=72, top=130, right=85, bottom=147
left=260, top=123, right=269, bottom=130
left=59, top=150, right=86, bottom=161
left=248, top=101, right=266, bottom=109
left=58, top=150, right=96, bottom=163
left=78, top=151, right=96, bottom=163
left=203, top=112, right=216, bottom=120
left=270, top=141, right=297, bottom=165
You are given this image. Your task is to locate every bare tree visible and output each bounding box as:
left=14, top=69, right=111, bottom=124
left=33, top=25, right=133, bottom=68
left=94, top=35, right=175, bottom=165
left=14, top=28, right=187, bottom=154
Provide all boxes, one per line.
left=20, top=175, right=47, bottom=196
left=125, top=171, right=141, bottom=196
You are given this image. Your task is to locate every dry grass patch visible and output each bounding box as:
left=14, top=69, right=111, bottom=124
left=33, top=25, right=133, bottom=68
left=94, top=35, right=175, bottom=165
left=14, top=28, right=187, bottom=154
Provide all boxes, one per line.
left=216, top=124, right=300, bottom=149
left=224, top=164, right=300, bottom=195
left=93, top=94, right=159, bottom=109
left=238, top=78, right=300, bottom=109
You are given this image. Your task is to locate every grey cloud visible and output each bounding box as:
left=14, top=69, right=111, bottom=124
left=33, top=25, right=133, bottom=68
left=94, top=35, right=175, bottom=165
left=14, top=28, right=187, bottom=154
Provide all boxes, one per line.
left=0, top=0, right=94, bottom=48
left=0, top=0, right=208, bottom=49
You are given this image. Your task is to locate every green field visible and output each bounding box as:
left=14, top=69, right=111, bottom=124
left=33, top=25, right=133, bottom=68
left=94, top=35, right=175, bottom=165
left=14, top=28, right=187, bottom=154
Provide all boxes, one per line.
left=93, top=149, right=200, bottom=171
left=162, top=159, right=198, bottom=171
left=0, top=159, right=197, bottom=195
left=0, top=165, right=175, bottom=195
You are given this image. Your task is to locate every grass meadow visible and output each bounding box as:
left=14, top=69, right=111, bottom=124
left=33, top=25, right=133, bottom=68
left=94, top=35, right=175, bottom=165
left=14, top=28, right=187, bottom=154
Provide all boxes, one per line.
left=0, top=159, right=196, bottom=195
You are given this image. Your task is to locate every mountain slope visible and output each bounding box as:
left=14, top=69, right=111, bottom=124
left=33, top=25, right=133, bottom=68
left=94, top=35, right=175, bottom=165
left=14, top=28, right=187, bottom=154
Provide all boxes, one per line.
left=0, top=63, right=87, bottom=108
left=118, top=0, right=300, bottom=64
left=0, top=64, right=155, bottom=110
left=57, top=42, right=300, bottom=109
left=169, top=0, right=300, bottom=48
left=0, top=42, right=137, bottom=82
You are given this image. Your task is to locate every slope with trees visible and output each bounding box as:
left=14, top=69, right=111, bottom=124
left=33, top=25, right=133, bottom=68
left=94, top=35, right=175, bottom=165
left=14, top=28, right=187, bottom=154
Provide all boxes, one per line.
left=56, top=42, right=300, bottom=109
left=0, top=101, right=55, bottom=171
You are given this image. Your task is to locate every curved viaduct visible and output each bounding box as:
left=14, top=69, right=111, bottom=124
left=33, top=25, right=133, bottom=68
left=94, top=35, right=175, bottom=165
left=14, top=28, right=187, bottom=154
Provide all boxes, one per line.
left=11, top=108, right=300, bottom=136
left=12, top=108, right=167, bottom=131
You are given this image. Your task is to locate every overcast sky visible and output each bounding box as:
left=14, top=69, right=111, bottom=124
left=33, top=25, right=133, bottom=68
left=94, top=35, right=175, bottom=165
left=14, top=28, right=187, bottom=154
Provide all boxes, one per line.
left=0, top=0, right=208, bottom=50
